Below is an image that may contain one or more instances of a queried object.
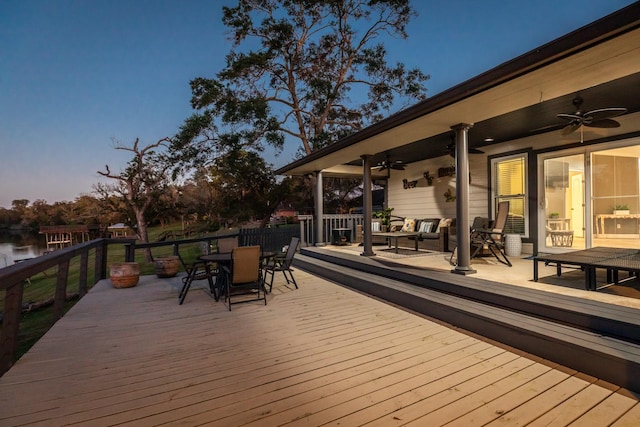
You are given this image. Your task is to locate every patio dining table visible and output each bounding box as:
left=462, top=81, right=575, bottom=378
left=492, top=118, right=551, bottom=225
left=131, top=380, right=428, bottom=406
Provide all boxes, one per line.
left=533, top=247, right=640, bottom=290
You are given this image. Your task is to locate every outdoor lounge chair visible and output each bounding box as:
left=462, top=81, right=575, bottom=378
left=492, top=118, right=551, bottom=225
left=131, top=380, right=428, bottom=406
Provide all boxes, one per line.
left=449, top=216, right=492, bottom=264
left=222, top=245, right=267, bottom=310
left=264, top=236, right=300, bottom=292
left=469, top=201, right=512, bottom=266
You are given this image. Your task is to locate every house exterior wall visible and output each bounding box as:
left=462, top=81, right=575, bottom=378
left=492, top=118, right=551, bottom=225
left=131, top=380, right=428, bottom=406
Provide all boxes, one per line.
left=386, top=154, right=489, bottom=222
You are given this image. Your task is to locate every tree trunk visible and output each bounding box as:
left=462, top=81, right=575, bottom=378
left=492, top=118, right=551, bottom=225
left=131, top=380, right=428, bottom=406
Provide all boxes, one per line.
left=135, top=209, right=153, bottom=263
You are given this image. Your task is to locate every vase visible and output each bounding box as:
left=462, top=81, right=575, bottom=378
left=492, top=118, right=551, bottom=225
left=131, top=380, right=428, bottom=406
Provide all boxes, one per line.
left=154, top=256, right=180, bottom=278
left=109, top=262, right=140, bottom=288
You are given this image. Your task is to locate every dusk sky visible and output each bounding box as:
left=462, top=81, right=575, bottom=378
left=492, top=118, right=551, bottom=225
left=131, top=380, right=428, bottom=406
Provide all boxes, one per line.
left=0, top=0, right=636, bottom=209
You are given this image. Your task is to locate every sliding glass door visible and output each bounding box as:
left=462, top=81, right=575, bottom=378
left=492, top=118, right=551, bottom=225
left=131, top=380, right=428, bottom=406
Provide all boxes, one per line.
left=539, top=139, right=640, bottom=252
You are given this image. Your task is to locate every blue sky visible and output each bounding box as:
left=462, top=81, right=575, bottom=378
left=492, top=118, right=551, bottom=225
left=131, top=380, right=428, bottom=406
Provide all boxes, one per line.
left=0, top=0, right=636, bottom=209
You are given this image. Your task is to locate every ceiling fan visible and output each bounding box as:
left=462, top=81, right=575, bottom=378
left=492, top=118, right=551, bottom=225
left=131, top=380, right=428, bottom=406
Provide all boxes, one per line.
left=446, top=138, right=484, bottom=158
left=557, top=95, right=627, bottom=137
left=377, top=154, right=405, bottom=172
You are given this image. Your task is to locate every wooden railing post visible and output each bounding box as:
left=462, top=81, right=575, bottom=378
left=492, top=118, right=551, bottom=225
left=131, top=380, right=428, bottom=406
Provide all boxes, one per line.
left=94, top=243, right=108, bottom=281
left=0, top=282, right=25, bottom=376
left=124, top=243, right=135, bottom=262
left=53, top=260, right=70, bottom=320
left=79, top=251, right=88, bottom=297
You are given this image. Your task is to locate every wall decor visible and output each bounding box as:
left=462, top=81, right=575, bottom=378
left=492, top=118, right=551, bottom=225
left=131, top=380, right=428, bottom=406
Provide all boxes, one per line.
left=403, top=178, right=418, bottom=189
left=423, top=171, right=434, bottom=185
left=444, top=188, right=456, bottom=202
left=438, top=166, right=456, bottom=177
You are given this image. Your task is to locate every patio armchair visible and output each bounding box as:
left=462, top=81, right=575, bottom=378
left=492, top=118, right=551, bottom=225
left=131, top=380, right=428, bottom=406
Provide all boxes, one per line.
left=222, top=245, right=267, bottom=310
left=355, top=219, right=388, bottom=245
left=264, top=236, right=300, bottom=292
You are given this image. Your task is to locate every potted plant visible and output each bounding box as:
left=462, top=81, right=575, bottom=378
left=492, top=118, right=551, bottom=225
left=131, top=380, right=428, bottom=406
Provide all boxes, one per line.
left=549, top=212, right=560, bottom=219
left=613, top=204, right=630, bottom=215
left=154, top=256, right=180, bottom=278
left=109, top=262, right=140, bottom=288
left=374, top=207, right=394, bottom=231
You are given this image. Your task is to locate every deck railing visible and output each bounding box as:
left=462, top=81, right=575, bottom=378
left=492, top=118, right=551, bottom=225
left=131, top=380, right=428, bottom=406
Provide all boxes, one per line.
left=0, top=227, right=301, bottom=376
left=298, top=214, right=365, bottom=246
left=0, top=238, right=129, bottom=375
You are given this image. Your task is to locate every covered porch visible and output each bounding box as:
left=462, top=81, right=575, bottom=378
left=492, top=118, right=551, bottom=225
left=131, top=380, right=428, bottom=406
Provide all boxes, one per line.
left=276, top=3, right=640, bottom=275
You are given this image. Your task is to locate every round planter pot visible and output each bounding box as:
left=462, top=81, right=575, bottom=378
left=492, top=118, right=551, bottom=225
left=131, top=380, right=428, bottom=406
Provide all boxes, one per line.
left=504, top=234, right=522, bottom=257
left=154, top=256, right=180, bottom=278
left=109, top=262, right=140, bottom=288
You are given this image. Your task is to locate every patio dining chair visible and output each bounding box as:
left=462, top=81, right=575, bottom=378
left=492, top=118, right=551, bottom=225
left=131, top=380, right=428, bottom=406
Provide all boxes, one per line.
left=216, top=237, right=239, bottom=253
left=177, top=243, right=219, bottom=304
left=222, top=245, right=267, bottom=311
left=263, top=236, right=300, bottom=293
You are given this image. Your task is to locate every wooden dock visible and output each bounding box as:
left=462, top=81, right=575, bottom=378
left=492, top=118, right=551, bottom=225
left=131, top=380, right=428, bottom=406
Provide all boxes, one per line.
left=0, top=270, right=639, bottom=426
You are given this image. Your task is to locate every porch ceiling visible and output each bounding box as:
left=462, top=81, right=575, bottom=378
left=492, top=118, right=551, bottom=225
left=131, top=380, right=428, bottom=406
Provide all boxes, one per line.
left=278, top=14, right=640, bottom=178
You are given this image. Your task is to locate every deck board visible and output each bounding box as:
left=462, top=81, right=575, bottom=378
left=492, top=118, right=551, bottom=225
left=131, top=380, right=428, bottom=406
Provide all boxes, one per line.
left=0, top=270, right=638, bottom=426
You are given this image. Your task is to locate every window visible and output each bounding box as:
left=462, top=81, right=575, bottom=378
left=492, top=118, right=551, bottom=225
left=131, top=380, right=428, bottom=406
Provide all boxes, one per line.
left=492, top=154, right=527, bottom=235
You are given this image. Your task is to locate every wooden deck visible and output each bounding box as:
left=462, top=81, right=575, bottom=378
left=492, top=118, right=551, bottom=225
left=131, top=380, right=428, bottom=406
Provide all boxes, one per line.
left=1, top=270, right=639, bottom=426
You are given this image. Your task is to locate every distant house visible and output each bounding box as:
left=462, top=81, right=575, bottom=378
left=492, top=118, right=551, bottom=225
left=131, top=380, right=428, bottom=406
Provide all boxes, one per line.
left=271, top=203, right=299, bottom=223
left=108, top=223, right=134, bottom=238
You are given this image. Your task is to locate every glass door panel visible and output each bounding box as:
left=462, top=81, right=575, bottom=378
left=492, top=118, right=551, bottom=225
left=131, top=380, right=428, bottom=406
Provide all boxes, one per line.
left=591, top=146, right=640, bottom=248
left=542, top=154, right=585, bottom=251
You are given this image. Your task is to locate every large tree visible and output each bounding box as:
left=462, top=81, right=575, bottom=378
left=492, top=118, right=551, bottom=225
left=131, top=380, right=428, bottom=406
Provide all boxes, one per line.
left=96, top=138, right=171, bottom=261
left=171, top=0, right=429, bottom=171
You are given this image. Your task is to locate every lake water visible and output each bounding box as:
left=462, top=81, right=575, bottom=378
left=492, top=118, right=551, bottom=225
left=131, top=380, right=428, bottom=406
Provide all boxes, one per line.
left=0, top=230, right=48, bottom=268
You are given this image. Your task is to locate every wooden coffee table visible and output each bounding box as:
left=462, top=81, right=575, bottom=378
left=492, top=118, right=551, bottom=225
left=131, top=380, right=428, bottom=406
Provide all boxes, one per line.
left=370, top=231, right=421, bottom=253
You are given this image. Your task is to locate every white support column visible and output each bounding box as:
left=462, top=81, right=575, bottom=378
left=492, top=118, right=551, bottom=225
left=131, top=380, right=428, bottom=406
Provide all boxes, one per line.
left=451, top=123, right=476, bottom=275
left=314, top=171, right=325, bottom=246
left=361, top=155, right=375, bottom=256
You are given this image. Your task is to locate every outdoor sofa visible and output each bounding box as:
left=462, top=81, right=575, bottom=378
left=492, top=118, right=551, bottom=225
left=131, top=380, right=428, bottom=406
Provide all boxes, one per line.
left=355, top=217, right=453, bottom=252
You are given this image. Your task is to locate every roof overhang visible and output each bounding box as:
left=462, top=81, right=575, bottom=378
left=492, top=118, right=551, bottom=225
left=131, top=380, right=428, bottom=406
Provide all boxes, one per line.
left=276, top=2, right=640, bottom=177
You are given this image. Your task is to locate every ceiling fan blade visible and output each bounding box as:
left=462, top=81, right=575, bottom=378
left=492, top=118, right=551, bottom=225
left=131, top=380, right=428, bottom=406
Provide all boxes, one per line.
left=557, top=113, right=582, bottom=121
left=584, top=118, right=621, bottom=129
left=561, top=122, right=581, bottom=136
left=583, top=107, right=627, bottom=122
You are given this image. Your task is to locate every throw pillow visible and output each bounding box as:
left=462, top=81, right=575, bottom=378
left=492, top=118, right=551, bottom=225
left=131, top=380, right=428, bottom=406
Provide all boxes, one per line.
left=418, top=221, right=433, bottom=233
left=435, top=218, right=452, bottom=233
left=401, top=218, right=416, bottom=232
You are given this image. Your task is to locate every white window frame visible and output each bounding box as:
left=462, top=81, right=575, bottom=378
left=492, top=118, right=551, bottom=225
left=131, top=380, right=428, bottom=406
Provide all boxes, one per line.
left=491, top=153, right=529, bottom=238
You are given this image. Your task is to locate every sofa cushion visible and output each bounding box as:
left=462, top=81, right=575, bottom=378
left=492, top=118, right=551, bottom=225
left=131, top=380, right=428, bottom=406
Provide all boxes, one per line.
left=435, top=218, right=453, bottom=233
left=418, top=220, right=434, bottom=233
left=401, top=218, right=416, bottom=232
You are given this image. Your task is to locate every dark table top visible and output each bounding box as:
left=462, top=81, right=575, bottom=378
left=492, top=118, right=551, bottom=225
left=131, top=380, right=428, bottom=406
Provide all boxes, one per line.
left=535, top=247, right=639, bottom=265
left=200, top=251, right=276, bottom=263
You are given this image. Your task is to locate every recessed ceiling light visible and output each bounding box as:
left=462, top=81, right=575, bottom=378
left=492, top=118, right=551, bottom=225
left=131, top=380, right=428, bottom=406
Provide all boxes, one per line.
left=484, top=137, right=494, bottom=142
